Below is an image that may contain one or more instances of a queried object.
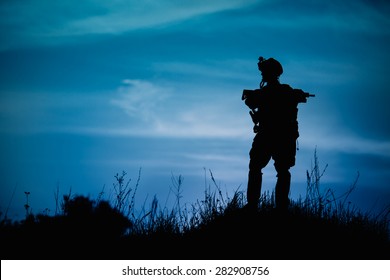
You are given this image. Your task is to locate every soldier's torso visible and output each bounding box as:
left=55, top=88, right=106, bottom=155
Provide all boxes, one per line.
left=255, top=83, right=299, bottom=136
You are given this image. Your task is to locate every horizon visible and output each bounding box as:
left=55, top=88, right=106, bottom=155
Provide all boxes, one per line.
left=1, top=0, right=390, bottom=221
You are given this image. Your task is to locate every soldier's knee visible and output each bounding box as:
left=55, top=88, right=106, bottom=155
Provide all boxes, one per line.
left=249, top=160, right=259, bottom=171
left=275, top=167, right=291, bottom=179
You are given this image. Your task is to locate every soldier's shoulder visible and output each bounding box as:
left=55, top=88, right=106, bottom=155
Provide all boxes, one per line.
left=280, top=83, right=294, bottom=91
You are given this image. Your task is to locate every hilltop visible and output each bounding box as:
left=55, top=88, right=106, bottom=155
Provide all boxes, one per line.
left=1, top=154, right=389, bottom=260
left=1, top=191, right=388, bottom=260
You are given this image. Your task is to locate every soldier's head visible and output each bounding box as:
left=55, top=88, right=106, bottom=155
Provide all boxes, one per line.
left=258, top=57, right=283, bottom=83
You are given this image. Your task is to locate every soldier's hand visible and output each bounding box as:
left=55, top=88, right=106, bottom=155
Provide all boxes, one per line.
left=245, top=96, right=255, bottom=109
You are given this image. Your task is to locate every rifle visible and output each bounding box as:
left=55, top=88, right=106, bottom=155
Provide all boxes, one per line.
left=242, top=88, right=315, bottom=102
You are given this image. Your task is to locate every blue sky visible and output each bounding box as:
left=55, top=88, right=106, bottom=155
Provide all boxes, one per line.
left=1, top=0, right=389, bottom=220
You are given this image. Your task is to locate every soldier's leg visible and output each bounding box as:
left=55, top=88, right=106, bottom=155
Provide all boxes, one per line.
left=274, top=165, right=291, bottom=210
left=247, top=134, right=270, bottom=208
left=273, top=137, right=296, bottom=210
left=247, top=166, right=263, bottom=207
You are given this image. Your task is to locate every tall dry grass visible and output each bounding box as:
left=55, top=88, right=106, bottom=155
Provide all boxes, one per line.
left=1, top=150, right=389, bottom=259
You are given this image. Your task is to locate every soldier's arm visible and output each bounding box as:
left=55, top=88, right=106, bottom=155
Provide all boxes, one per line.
left=243, top=89, right=262, bottom=109
left=292, top=88, right=315, bottom=103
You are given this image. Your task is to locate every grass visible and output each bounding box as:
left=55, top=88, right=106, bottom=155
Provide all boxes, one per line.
left=1, top=150, right=389, bottom=260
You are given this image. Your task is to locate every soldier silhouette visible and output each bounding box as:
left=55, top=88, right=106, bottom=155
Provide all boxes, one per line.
left=242, top=56, right=314, bottom=211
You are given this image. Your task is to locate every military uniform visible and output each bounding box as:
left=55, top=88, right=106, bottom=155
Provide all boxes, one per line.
left=244, top=57, right=312, bottom=210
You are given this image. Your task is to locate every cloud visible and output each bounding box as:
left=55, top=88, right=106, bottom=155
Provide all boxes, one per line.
left=301, top=127, right=390, bottom=157
left=151, top=60, right=254, bottom=83
left=254, top=0, right=390, bottom=34
left=283, top=59, right=360, bottom=88
left=0, top=0, right=258, bottom=50
left=3, top=0, right=389, bottom=51
left=109, top=79, right=249, bottom=139
left=111, top=79, right=172, bottom=122
left=66, top=0, right=259, bottom=34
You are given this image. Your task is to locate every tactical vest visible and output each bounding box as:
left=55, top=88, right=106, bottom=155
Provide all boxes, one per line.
left=252, top=83, right=300, bottom=138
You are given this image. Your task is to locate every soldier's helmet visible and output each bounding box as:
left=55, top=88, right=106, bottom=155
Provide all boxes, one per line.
left=257, top=57, right=283, bottom=78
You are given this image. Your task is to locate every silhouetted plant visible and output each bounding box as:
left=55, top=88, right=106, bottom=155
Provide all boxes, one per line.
left=24, top=191, right=31, bottom=218
left=169, top=173, right=184, bottom=227
left=292, top=147, right=389, bottom=240
left=112, top=168, right=141, bottom=219
left=60, top=187, right=73, bottom=215
left=1, top=151, right=389, bottom=260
